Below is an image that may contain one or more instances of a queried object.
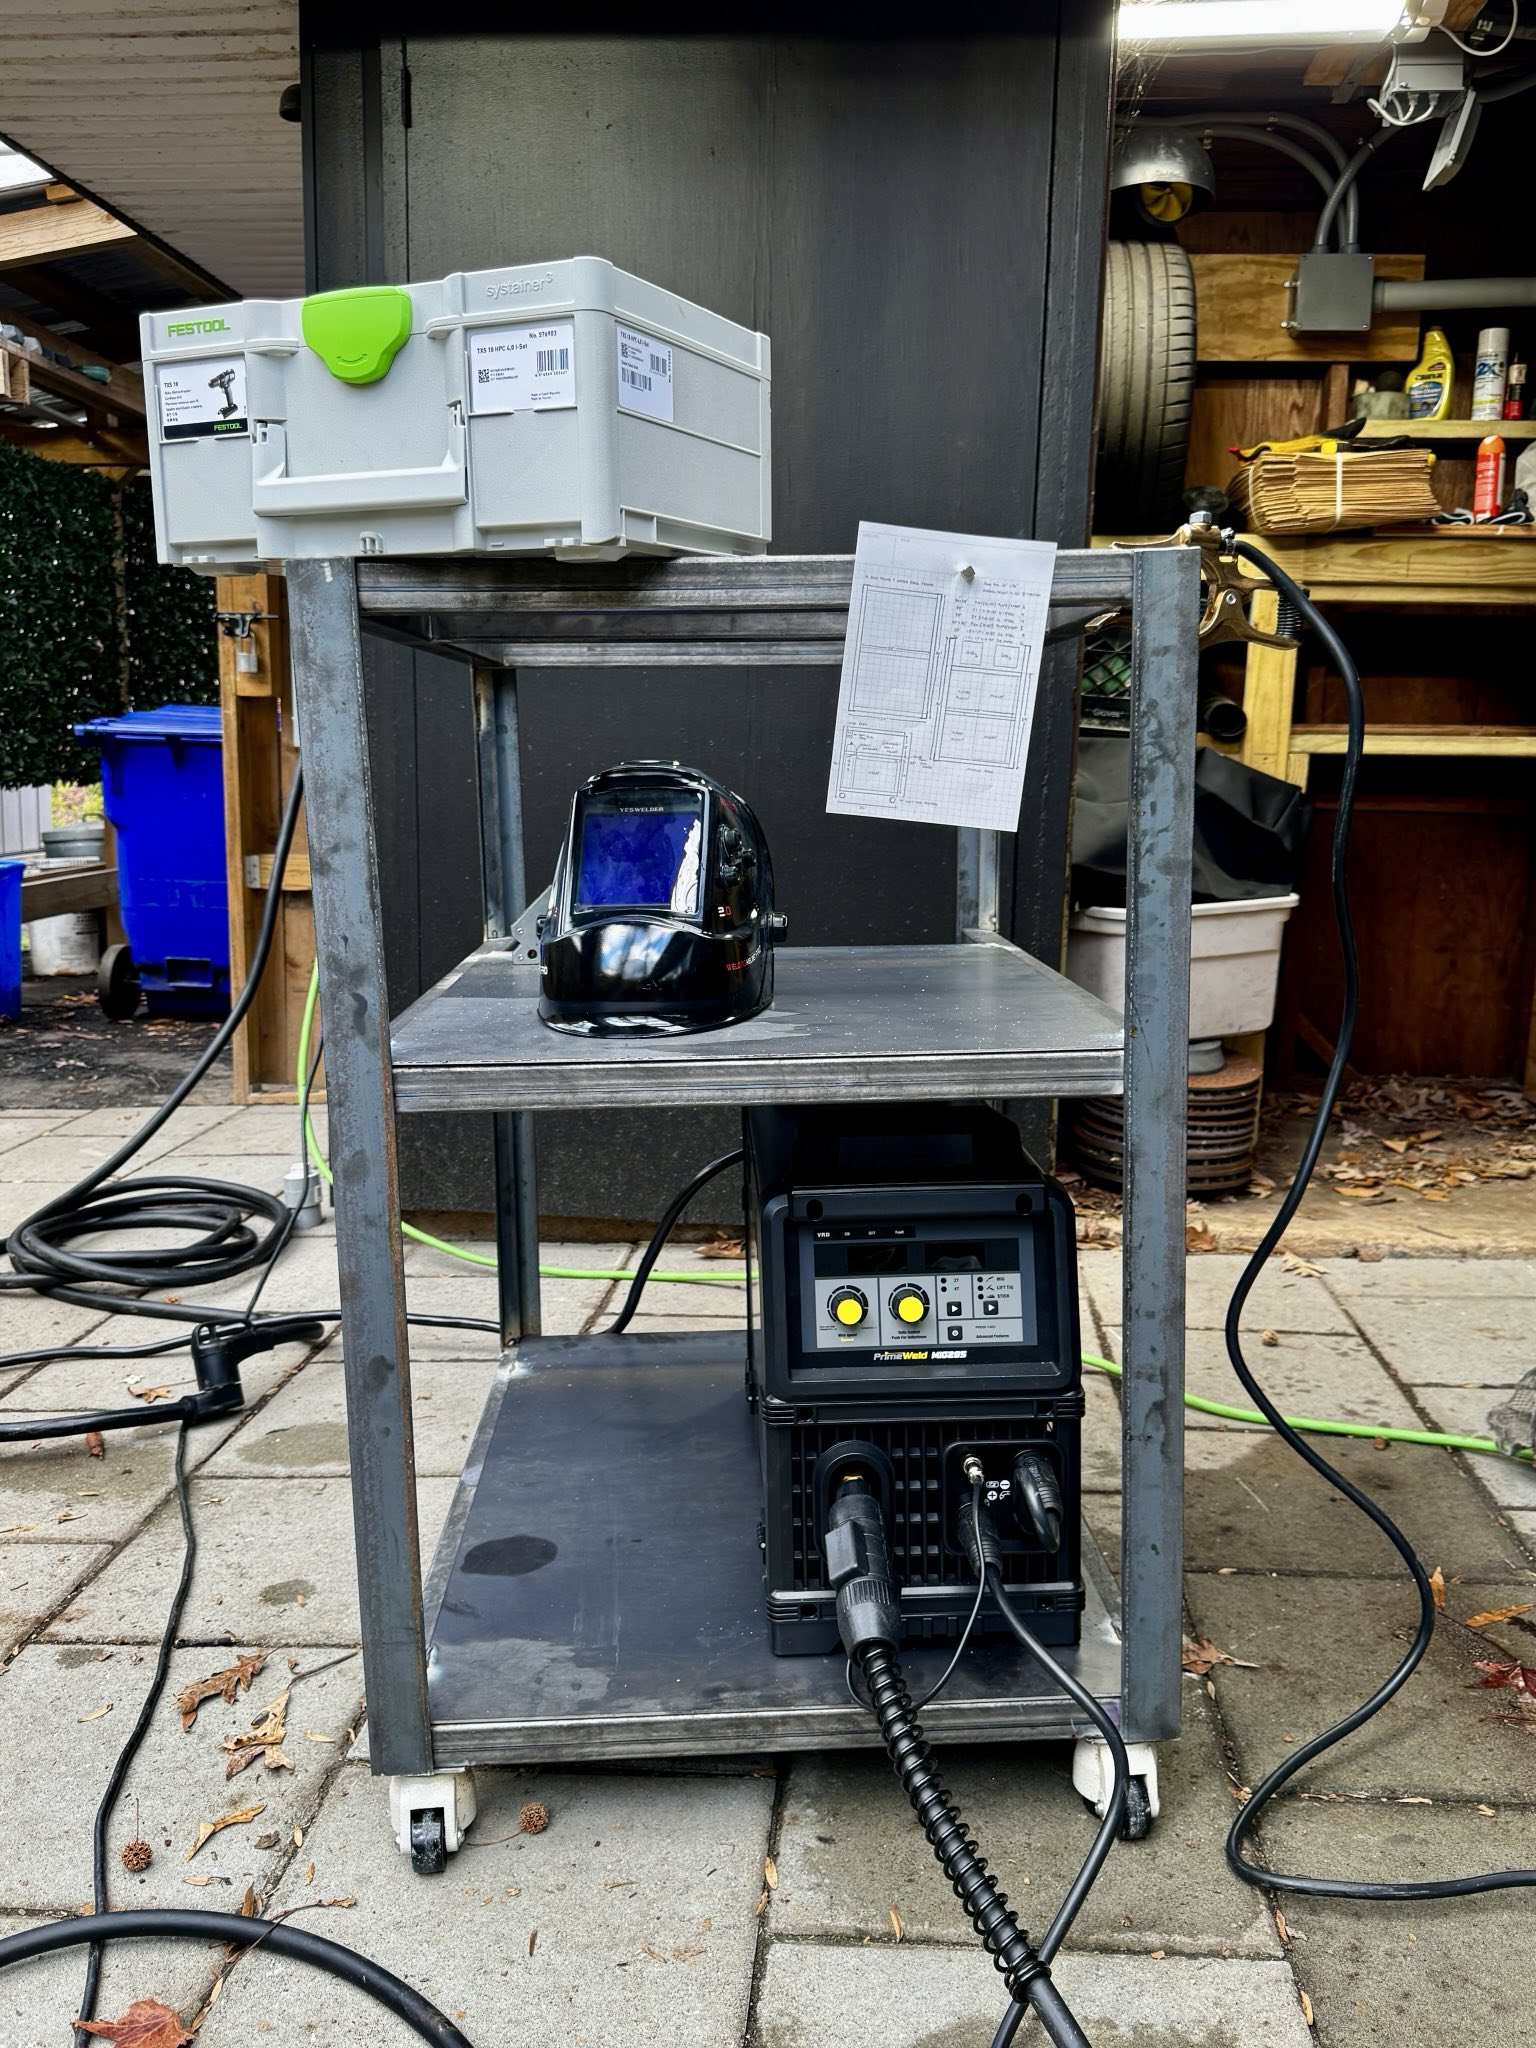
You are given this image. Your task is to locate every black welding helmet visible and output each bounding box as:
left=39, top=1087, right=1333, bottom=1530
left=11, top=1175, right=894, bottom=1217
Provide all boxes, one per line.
left=538, top=762, right=784, bottom=1037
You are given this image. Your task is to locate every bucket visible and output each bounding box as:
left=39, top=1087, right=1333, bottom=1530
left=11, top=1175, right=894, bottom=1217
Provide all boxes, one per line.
left=27, top=823, right=105, bottom=977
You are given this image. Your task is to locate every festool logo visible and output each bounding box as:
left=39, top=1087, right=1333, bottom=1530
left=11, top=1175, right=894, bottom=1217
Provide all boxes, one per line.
left=167, top=318, right=230, bottom=337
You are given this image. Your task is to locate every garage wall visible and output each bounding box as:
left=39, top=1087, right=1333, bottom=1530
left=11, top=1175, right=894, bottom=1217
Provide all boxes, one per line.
left=303, top=11, right=1113, bottom=1220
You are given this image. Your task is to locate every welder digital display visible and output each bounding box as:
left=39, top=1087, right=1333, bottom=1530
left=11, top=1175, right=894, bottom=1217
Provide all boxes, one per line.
left=575, top=797, right=704, bottom=915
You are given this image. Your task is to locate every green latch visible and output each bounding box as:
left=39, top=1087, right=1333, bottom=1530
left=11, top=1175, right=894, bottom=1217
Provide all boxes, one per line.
left=301, top=286, right=412, bottom=384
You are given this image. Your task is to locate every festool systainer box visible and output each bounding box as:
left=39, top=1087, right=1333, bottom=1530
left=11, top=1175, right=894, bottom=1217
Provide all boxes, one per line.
left=140, top=257, right=771, bottom=568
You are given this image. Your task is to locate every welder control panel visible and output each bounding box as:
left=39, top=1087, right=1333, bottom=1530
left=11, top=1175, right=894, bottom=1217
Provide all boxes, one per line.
left=804, top=1221, right=1036, bottom=1354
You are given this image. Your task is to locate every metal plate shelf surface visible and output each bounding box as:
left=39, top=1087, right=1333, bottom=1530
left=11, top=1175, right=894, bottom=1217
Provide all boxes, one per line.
left=422, top=1331, right=1124, bottom=1766
left=390, top=939, right=1124, bottom=1113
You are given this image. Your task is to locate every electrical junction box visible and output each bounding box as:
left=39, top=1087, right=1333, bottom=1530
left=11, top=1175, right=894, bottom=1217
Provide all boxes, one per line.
left=1290, top=250, right=1376, bottom=337
left=746, top=1102, right=1085, bottom=1658
left=138, top=256, right=771, bottom=570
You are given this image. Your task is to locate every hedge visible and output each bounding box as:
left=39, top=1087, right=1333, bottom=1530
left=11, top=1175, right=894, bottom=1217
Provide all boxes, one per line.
left=0, top=442, right=217, bottom=787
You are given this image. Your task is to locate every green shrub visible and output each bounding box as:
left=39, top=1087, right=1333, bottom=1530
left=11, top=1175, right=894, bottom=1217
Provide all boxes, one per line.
left=0, top=443, right=216, bottom=787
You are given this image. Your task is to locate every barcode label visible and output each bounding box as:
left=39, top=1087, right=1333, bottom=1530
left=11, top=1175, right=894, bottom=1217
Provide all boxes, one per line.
left=616, top=323, right=674, bottom=424
left=467, top=320, right=575, bottom=414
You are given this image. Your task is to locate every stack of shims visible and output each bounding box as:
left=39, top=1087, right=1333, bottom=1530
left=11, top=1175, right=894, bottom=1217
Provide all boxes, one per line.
left=1227, top=450, right=1439, bottom=535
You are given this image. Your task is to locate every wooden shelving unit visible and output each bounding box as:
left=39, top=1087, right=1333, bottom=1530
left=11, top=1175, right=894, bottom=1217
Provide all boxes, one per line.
left=1358, top=418, right=1536, bottom=443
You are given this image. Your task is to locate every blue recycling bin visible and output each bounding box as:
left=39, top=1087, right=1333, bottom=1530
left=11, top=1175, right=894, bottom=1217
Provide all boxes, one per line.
left=0, top=857, right=21, bottom=1020
left=74, top=705, right=229, bottom=1016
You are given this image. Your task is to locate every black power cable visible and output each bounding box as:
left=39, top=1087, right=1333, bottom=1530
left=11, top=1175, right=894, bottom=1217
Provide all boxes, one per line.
left=608, top=1145, right=745, bottom=1333
left=1223, top=538, right=1536, bottom=1905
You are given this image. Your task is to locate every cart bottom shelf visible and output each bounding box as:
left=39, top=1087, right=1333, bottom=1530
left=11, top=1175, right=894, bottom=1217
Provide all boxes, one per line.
left=422, top=1331, right=1125, bottom=1766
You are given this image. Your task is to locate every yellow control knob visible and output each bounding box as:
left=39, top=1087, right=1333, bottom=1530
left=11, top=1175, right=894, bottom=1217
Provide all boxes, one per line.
left=829, top=1287, right=868, bottom=1328
left=890, top=1286, right=930, bottom=1326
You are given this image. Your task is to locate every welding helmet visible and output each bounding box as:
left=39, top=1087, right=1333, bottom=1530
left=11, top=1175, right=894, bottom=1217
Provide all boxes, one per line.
left=538, top=762, right=785, bottom=1037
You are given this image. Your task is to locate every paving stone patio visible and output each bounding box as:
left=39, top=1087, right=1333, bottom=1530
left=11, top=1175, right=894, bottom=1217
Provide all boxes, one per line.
left=1, top=1103, right=1533, bottom=2047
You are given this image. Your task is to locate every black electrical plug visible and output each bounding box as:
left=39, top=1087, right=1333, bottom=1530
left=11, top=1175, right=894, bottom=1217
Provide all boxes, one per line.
left=1011, top=1449, right=1064, bottom=1553
left=955, top=1461, right=1005, bottom=1581
left=824, top=1472, right=901, bottom=1657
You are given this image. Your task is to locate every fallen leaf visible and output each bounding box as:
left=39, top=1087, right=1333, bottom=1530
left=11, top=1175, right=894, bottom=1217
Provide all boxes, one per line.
left=1300, top=1989, right=1314, bottom=2026
left=1186, top=1217, right=1217, bottom=1253
left=130, top=1387, right=173, bottom=1405
left=0, top=1523, right=38, bottom=1535
left=177, top=1652, right=266, bottom=1732
left=292, top=1826, right=304, bottom=1847
left=754, top=1888, right=770, bottom=1917
left=57, top=1509, right=85, bottom=1523
left=182, top=1876, right=215, bottom=1888
left=74, top=1999, right=194, bottom=2047
left=1474, top=1660, right=1536, bottom=1695
left=889, top=1906, right=903, bottom=1941
left=1182, top=1636, right=1258, bottom=1677
left=1429, top=1566, right=1446, bottom=1611
left=1478, top=1804, right=1496, bottom=1815
left=305, top=1861, right=315, bottom=1883
left=528, top=1928, right=539, bottom=1956
left=1275, top=1910, right=1289, bottom=1944
left=78, top=1703, right=114, bottom=1723
left=86, top=1432, right=105, bottom=1459
left=239, top=1884, right=261, bottom=1918
left=303, top=1729, right=336, bottom=1743
left=184, top=1803, right=266, bottom=1863
left=254, top=1832, right=280, bottom=1850
left=1148, top=1948, right=1166, bottom=1960
left=763, top=1855, right=778, bottom=1889
left=1464, top=1604, right=1534, bottom=1629
left=1260, top=1329, right=1279, bottom=1348
left=1282, top=1254, right=1324, bottom=1279
left=701, top=1236, right=745, bottom=1259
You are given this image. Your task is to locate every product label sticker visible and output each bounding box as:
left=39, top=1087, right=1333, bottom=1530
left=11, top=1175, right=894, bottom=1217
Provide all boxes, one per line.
left=468, top=322, right=576, bottom=413
left=616, top=324, right=674, bottom=423
left=157, top=357, right=249, bottom=441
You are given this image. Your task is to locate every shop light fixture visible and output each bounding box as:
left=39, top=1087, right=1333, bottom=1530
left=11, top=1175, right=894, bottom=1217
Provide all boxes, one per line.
left=1118, top=0, right=1418, bottom=43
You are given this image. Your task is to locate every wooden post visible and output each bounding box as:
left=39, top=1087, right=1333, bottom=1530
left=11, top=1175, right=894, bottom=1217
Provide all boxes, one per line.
left=217, top=573, right=318, bottom=1102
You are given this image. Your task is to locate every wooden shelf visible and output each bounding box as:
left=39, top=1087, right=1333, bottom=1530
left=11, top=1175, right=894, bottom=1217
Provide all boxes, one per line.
left=1358, top=418, right=1536, bottom=442
left=1292, top=725, right=1536, bottom=759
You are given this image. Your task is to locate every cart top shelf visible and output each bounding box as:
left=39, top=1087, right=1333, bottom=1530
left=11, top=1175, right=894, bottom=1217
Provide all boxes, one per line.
left=389, top=938, right=1124, bottom=1112
left=353, top=547, right=1143, bottom=666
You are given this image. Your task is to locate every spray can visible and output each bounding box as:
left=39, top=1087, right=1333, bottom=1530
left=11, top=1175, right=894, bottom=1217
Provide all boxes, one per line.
left=1474, top=433, right=1507, bottom=519
left=1503, top=361, right=1527, bottom=421
left=1472, top=326, right=1511, bottom=420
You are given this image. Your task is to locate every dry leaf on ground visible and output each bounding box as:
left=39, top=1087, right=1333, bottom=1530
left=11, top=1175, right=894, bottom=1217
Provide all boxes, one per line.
left=1429, top=1566, right=1446, bottom=1611
left=75, top=2000, right=194, bottom=2047
left=177, top=1652, right=266, bottom=1732
left=223, top=1687, right=293, bottom=1779
left=1474, top=1660, right=1536, bottom=1696
left=701, top=1236, right=744, bottom=1260
left=130, top=1387, right=173, bottom=1405
left=1182, top=1636, right=1258, bottom=1677
left=763, top=1854, right=778, bottom=1889
left=184, top=1803, right=266, bottom=1863
left=888, top=1906, right=903, bottom=1941
left=1464, top=1603, right=1534, bottom=1629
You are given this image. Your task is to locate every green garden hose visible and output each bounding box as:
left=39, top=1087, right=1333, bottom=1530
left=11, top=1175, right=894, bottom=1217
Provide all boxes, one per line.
left=1082, top=1351, right=1527, bottom=1463
left=297, top=964, right=744, bottom=1290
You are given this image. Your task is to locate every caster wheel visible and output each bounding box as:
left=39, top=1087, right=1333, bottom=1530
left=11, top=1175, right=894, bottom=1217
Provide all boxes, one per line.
left=97, top=943, right=140, bottom=1020
left=1119, top=1777, right=1153, bottom=1842
left=409, top=1808, right=447, bottom=1876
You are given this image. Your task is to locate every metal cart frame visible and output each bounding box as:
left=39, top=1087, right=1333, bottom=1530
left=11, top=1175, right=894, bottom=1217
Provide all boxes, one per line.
left=286, top=545, right=1197, bottom=1840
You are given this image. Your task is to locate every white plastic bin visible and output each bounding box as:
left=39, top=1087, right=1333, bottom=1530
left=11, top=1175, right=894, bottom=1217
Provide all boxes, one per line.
left=140, top=256, right=771, bottom=569
left=1066, top=894, right=1300, bottom=1039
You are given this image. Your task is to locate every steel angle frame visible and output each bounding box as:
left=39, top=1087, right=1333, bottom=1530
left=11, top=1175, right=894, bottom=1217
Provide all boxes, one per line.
left=285, top=545, right=1197, bottom=1777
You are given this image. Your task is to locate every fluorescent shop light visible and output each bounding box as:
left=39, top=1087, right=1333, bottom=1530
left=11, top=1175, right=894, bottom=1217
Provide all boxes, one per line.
left=1118, top=0, right=1409, bottom=43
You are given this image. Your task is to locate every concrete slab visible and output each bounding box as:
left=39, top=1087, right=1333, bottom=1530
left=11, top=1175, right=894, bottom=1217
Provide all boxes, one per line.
left=1182, top=1431, right=1533, bottom=1581
left=752, top=1943, right=1313, bottom=2048
left=1098, top=1328, right=1423, bottom=1435
left=43, top=1474, right=458, bottom=1645
left=201, top=1105, right=328, bottom=1151
left=1081, top=1370, right=1123, bottom=1492
left=0, top=1106, right=238, bottom=1181
left=0, top=1415, right=188, bottom=1548
left=1334, top=1294, right=1535, bottom=1387
left=196, top=1760, right=774, bottom=2048
left=0, top=1115, right=76, bottom=1156
left=0, top=1295, right=115, bottom=1366
left=1083, top=1492, right=1122, bottom=1576
left=770, top=1684, right=1278, bottom=1960
left=1254, top=1797, right=1536, bottom=2044
left=0, top=1540, right=112, bottom=1656
left=1324, top=1256, right=1536, bottom=1300
left=1410, top=1386, right=1536, bottom=1509
left=1185, top=1570, right=1536, bottom=1799
left=0, top=1641, right=365, bottom=1914
left=2, top=1912, right=218, bottom=2048
left=201, top=1353, right=502, bottom=1480
left=0, top=1180, right=78, bottom=1242
left=1079, top=1253, right=1350, bottom=1337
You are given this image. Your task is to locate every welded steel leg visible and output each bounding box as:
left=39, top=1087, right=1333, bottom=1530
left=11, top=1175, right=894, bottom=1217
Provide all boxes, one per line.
left=955, top=827, right=1001, bottom=938
left=289, top=558, right=430, bottom=1776
left=473, top=666, right=541, bottom=1345
left=1120, top=545, right=1199, bottom=1742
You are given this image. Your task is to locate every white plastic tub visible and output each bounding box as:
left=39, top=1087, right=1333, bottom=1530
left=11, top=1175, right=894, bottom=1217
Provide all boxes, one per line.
left=1066, top=893, right=1300, bottom=1039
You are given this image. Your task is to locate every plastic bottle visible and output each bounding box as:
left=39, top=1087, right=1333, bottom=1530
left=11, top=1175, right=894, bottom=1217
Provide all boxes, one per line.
left=1474, top=434, right=1506, bottom=520
left=1406, top=325, right=1454, bottom=421
left=1472, top=326, right=1510, bottom=420
left=1503, top=361, right=1527, bottom=421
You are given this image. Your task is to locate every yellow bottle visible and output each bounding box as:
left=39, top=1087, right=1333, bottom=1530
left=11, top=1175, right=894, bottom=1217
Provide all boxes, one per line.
left=1406, top=325, right=1454, bottom=421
